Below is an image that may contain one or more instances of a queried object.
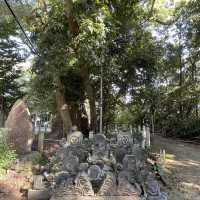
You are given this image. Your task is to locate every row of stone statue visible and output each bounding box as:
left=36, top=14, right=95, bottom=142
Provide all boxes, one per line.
left=49, top=131, right=167, bottom=200
left=3, top=100, right=167, bottom=199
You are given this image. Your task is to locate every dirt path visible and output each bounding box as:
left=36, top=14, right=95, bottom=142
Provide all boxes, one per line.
left=152, top=135, right=200, bottom=200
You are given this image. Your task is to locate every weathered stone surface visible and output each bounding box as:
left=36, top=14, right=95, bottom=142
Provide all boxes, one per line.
left=53, top=178, right=81, bottom=198
left=55, top=171, right=69, bottom=185
left=62, top=155, right=79, bottom=174
left=98, top=172, right=117, bottom=196
left=48, top=133, right=167, bottom=199
left=117, top=172, right=140, bottom=198
left=33, top=175, right=45, bottom=190
left=89, top=134, right=110, bottom=161
left=79, top=163, right=89, bottom=172
left=51, top=196, right=141, bottom=200
left=28, top=189, right=51, bottom=200
left=75, top=172, right=94, bottom=196
left=5, top=100, right=33, bottom=154
left=57, top=145, right=87, bottom=163
left=145, top=174, right=168, bottom=200
left=67, top=126, right=83, bottom=145
left=88, top=165, right=102, bottom=181
left=117, top=132, right=133, bottom=147
left=123, top=155, right=137, bottom=170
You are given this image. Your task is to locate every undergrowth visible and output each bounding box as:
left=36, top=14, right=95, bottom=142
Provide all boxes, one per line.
left=0, top=128, right=16, bottom=171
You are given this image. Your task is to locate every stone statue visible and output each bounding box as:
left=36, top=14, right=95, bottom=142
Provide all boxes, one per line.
left=117, top=171, right=140, bottom=198
left=88, top=165, right=103, bottom=182
left=49, top=131, right=167, bottom=200
left=75, top=171, right=94, bottom=196
left=145, top=174, right=168, bottom=200
left=62, top=155, right=79, bottom=175
left=89, top=134, right=110, bottom=162
left=97, top=172, right=117, bottom=196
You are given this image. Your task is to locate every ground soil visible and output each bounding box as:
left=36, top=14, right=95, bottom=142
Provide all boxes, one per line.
left=152, top=135, right=200, bottom=200
left=0, top=172, right=27, bottom=200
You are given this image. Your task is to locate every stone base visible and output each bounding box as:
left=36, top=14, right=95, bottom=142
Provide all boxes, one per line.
left=28, top=189, right=51, bottom=200
left=50, top=196, right=139, bottom=200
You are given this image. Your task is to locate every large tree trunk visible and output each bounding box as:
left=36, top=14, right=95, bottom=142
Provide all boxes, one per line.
left=56, top=78, right=72, bottom=137
left=69, top=102, right=81, bottom=129
left=64, top=0, right=97, bottom=132
left=80, top=65, right=97, bottom=132
left=50, top=113, right=63, bottom=139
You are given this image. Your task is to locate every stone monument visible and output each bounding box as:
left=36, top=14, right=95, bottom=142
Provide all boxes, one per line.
left=5, top=99, right=33, bottom=154
left=67, top=125, right=83, bottom=145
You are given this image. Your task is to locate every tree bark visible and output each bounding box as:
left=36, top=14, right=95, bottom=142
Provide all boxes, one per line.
left=56, top=78, right=72, bottom=137
left=69, top=102, right=81, bottom=129
left=50, top=113, right=63, bottom=139
left=80, top=65, right=97, bottom=132
left=64, top=0, right=97, bottom=132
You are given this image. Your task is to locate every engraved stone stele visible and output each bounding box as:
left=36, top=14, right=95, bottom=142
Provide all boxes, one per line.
left=5, top=99, right=33, bottom=154
left=117, top=130, right=133, bottom=147
left=67, top=125, right=83, bottom=145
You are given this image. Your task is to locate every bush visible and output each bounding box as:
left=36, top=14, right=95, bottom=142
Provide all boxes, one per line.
left=0, top=128, right=16, bottom=170
left=162, top=118, right=200, bottom=138
left=176, top=119, right=200, bottom=138
left=25, top=151, right=43, bottom=165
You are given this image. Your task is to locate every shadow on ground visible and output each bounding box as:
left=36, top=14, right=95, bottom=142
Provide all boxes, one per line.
left=152, top=135, right=200, bottom=200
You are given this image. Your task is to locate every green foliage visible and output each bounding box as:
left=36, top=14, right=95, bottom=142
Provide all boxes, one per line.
left=61, top=69, right=85, bottom=102
left=153, top=162, right=164, bottom=176
left=0, top=129, right=16, bottom=170
left=5, top=0, right=199, bottom=139
left=0, top=18, right=25, bottom=116
left=165, top=118, right=200, bottom=138
left=30, top=152, right=43, bottom=165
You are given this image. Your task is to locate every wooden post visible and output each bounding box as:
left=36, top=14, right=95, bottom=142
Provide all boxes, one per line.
left=38, top=132, right=44, bottom=153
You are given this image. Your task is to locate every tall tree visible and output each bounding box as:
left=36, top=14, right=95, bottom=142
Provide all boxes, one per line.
left=0, top=18, right=24, bottom=126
